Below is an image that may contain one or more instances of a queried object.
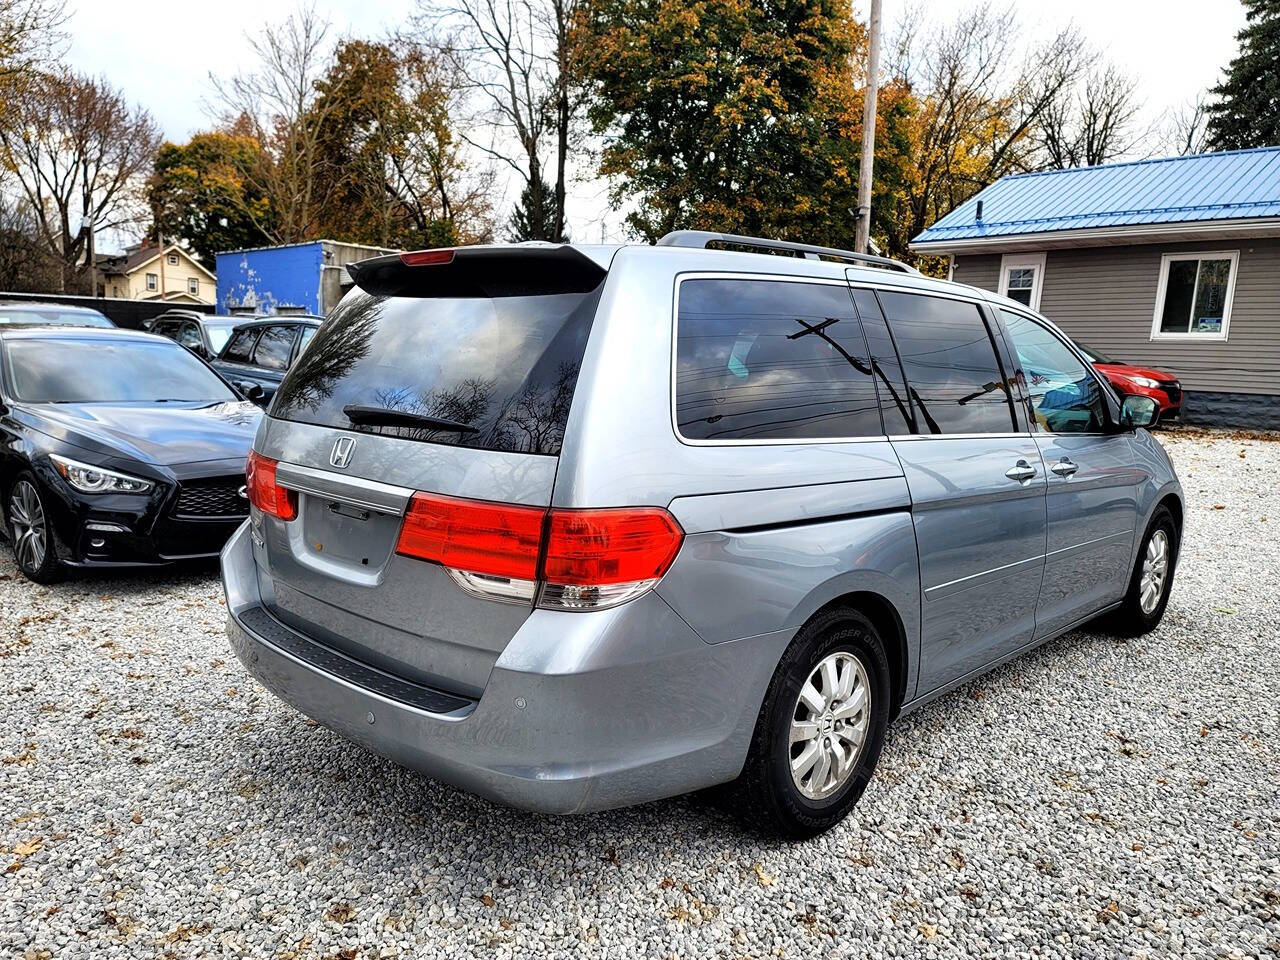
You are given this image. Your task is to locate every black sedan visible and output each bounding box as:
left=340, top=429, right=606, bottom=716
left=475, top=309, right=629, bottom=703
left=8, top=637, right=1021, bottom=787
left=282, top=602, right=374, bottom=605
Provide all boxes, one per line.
left=0, top=327, right=262, bottom=582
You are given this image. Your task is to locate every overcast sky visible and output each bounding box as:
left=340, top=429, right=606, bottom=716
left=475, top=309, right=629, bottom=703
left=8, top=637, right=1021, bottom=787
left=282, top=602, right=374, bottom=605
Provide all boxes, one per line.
left=67, top=0, right=1247, bottom=244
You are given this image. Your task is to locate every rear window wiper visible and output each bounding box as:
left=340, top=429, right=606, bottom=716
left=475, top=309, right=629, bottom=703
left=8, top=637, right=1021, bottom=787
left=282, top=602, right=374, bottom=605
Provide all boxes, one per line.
left=342, top=403, right=479, bottom=434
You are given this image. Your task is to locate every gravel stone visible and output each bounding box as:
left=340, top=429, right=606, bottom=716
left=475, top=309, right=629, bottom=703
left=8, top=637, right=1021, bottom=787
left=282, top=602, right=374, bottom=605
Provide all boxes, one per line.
left=1, top=429, right=1278, bottom=958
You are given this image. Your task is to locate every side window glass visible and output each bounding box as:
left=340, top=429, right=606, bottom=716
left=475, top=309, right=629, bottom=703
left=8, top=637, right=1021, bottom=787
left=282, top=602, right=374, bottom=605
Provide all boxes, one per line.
left=878, top=292, right=1015, bottom=435
left=295, top=325, right=317, bottom=359
left=222, top=327, right=259, bottom=363
left=849, top=287, right=913, bottom=435
left=675, top=278, right=882, bottom=441
left=252, top=325, right=298, bottom=371
left=1001, top=311, right=1106, bottom=434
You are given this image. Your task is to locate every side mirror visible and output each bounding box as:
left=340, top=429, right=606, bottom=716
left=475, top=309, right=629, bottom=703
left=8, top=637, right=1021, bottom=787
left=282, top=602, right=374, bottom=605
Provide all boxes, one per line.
left=237, top=381, right=266, bottom=403
left=1119, top=394, right=1158, bottom=430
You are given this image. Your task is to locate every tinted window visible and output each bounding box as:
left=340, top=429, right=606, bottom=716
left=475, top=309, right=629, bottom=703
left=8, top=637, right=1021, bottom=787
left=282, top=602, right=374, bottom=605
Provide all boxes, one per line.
left=849, top=287, right=913, bottom=435
left=271, top=285, right=603, bottom=456
left=1001, top=311, right=1107, bottom=434
left=252, top=325, right=297, bottom=370
left=4, top=338, right=237, bottom=403
left=177, top=323, right=204, bottom=351
left=296, top=326, right=316, bottom=357
left=222, top=327, right=259, bottom=363
left=676, top=279, right=881, bottom=441
left=0, top=307, right=113, bottom=328
left=878, top=292, right=1014, bottom=435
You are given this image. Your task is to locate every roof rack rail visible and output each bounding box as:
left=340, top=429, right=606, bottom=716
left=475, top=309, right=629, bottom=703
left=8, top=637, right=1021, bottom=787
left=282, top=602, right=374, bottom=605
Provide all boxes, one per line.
left=656, top=230, right=919, bottom=275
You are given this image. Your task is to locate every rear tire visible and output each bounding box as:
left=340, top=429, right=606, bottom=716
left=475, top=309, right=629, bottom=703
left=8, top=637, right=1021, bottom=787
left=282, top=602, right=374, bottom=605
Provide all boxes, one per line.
left=736, top=607, right=890, bottom=839
left=7, top=473, right=62, bottom=584
left=1108, top=505, right=1178, bottom=636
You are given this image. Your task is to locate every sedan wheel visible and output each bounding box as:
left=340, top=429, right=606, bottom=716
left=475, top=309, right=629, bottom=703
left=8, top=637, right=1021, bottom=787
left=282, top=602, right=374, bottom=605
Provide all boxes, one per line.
left=1139, top=529, right=1170, bottom=615
left=8, top=476, right=59, bottom=582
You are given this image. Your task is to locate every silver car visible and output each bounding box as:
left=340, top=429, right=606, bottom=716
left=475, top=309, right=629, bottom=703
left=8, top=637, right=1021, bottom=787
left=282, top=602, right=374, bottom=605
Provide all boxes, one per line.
left=221, top=232, right=1182, bottom=837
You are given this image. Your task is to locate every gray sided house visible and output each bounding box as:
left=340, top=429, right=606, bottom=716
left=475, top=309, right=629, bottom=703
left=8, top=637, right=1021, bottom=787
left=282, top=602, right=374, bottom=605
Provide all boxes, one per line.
left=911, top=147, right=1280, bottom=429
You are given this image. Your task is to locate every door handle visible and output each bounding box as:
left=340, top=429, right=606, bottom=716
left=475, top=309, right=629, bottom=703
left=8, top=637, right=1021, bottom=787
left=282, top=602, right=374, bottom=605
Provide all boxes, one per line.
left=1005, top=459, right=1037, bottom=483
left=1051, top=458, right=1079, bottom=478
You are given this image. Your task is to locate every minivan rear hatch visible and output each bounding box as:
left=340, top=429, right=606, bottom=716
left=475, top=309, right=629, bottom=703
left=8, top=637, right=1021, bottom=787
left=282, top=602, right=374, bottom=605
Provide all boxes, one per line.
left=252, top=246, right=609, bottom=699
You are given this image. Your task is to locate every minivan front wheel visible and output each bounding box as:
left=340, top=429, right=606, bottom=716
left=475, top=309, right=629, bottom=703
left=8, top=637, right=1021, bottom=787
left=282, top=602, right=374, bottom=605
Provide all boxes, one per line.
left=739, top=607, right=890, bottom=839
left=1109, top=504, right=1179, bottom=636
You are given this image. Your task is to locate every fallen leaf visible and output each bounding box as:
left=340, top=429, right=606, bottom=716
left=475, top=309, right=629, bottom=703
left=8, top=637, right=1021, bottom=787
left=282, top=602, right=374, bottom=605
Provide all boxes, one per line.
left=752, top=863, right=776, bottom=887
left=13, top=838, right=43, bottom=857
left=325, top=902, right=356, bottom=925
left=1131, top=842, right=1144, bottom=851
left=919, top=923, right=937, bottom=939
left=1213, top=504, right=1226, bottom=510
left=479, top=893, right=495, bottom=908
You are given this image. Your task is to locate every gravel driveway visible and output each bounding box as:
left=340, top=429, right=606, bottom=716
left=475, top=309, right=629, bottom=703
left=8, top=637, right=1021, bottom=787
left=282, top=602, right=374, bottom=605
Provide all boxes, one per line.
left=2, top=430, right=1278, bottom=960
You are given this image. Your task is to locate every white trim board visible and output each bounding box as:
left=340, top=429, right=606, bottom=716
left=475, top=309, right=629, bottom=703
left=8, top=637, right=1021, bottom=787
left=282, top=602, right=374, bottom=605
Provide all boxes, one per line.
left=1149, top=249, right=1239, bottom=343
left=998, top=252, right=1046, bottom=311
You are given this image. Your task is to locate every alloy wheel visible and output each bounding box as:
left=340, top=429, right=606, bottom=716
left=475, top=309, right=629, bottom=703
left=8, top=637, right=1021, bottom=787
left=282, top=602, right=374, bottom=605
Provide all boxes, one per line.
left=9, top=480, right=47, bottom=574
left=1139, top=528, right=1170, bottom=615
left=789, top=651, right=870, bottom=800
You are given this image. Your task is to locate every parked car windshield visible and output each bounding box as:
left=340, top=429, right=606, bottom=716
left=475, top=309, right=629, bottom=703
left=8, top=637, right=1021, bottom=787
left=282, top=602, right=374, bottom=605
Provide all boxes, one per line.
left=205, top=321, right=240, bottom=354
left=271, top=286, right=602, bottom=456
left=1077, top=343, right=1119, bottom=364
left=0, top=306, right=113, bottom=328
left=4, top=338, right=238, bottom=403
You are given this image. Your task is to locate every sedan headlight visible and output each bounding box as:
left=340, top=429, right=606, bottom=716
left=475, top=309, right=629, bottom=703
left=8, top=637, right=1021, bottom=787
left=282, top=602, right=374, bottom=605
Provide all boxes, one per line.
left=1129, top=376, right=1160, bottom=389
left=50, top=455, right=153, bottom=494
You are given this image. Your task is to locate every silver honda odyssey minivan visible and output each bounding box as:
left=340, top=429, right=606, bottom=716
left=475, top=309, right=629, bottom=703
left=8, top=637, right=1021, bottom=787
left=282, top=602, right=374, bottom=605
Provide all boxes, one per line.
left=221, top=232, right=1182, bottom=837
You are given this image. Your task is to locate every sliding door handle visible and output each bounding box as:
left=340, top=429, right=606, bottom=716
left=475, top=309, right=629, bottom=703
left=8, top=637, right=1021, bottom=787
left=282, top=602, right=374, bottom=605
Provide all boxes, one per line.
left=1051, top=458, right=1079, bottom=478
left=1005, top=460, right=1037, bottom=483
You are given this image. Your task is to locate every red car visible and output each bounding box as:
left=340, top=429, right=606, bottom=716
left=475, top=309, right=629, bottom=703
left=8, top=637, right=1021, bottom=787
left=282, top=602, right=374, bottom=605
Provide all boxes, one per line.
left=1077, top=344, right=1183, bottom=423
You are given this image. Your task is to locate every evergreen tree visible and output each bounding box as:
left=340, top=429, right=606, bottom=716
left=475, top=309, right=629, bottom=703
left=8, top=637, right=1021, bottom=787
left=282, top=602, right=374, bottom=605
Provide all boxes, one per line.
left=1206, top=0, right=1280, bottom=150
left=508, top=177, right=565, bottom=242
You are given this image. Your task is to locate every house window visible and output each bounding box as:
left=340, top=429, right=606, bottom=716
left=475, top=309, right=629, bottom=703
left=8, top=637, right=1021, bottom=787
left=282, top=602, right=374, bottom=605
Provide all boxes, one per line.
left=187, top=277, right=199, bottom=295
left=145, top=273, right=158, bottom=291
left=998, top=252, right=1046, bottom=311
left=167, top=253, right=178, bottom=266
left=1151, top=251, right=1238, bottom=341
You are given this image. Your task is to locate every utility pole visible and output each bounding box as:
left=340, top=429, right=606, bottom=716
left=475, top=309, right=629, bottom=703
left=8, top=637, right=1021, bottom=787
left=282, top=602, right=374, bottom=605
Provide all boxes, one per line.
left=854, top=0, right=882, bottom=254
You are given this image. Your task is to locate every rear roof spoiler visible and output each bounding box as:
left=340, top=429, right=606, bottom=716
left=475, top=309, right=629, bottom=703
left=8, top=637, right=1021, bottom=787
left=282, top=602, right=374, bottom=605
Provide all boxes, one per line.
left=346, top=245, right=608, bottom=298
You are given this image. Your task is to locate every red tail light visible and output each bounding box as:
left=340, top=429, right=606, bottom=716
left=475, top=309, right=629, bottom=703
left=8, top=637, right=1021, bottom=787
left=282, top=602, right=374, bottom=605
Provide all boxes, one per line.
left=395, top=492, right=544, bottom=580
left=544, top=508, right=684, bottom=585
left=399, top=249, right=455, bottom=266
left=245, top=450, right=297, bottom=521
left=394, top=492, right=684, bottom=610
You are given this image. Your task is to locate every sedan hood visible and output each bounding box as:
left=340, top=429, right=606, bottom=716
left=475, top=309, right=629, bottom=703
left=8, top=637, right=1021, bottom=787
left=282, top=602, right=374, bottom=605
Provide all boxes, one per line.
left=1095, top=362, right=1176, bottom=382
left=28, top=400, right=262, bottom=467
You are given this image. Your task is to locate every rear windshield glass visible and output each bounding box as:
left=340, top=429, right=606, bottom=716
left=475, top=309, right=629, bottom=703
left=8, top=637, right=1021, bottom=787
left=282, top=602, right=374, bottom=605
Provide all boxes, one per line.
left=4, top=338, right=237, bottom=403
left=0, top=307, right=112, bottom=328
left=270, top=285, right=602, bottom=456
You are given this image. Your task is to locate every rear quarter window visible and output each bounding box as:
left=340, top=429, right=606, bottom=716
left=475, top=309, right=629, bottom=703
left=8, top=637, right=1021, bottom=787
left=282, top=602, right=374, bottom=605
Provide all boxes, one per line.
left=222, top=327, right=260, bottom=363
left=675, top=278, right=882, bottom=441
left=270, top=285, right=603, bottom=456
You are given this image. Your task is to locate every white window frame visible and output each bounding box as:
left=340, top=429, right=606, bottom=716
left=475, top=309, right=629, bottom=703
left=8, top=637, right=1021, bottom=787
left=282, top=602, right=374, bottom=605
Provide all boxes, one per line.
left=145, top=272, right=158, bottom=291
left=1149, top=250, right=1238, bottom=343
left=998, top=252, right=1046, bottom=312
left=187, top=277, right=199, bottom=295
left=167, top=253, right=178, bottom=265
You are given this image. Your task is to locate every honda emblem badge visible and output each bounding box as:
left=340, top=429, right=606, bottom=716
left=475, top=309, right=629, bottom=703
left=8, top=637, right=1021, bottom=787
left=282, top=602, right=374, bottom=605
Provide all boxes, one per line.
left=330, top=436, right=356, bottom=469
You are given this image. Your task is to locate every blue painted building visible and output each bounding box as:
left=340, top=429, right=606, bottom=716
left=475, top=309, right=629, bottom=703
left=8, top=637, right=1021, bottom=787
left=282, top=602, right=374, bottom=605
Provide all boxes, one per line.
left=216, top=240, right=398, bottom=318
left=910, top=147, right=1280, bottom=428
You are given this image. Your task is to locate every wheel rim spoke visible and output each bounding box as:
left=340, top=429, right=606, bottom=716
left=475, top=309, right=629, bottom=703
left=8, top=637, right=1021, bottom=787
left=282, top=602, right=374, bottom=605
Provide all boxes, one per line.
left=788, top=650, right=871, bottom=800
left=10, top=482, right=46, bottom=571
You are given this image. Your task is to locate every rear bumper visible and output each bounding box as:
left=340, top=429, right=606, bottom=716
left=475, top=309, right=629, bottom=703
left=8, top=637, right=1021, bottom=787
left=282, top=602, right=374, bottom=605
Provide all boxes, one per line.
left=220, top=522, right=788, bottom=814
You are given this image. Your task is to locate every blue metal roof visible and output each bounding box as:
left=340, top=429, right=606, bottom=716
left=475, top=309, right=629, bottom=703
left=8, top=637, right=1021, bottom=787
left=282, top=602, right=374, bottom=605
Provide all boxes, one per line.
left=911, top=147, right=1280, bottom=246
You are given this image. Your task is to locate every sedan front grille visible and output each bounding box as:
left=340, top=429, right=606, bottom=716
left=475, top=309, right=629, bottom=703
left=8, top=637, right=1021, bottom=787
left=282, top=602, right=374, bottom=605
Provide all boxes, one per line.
left=1157, top=381, right=1182, bottom=406
left=174, top=476, right=249, bottom=518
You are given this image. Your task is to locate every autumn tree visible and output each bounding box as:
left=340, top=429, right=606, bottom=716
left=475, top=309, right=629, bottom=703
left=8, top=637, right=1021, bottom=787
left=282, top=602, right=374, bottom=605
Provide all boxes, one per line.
left=577, top=0, right=864, bottom=246
left=1206, top=0, right=1280, bottom=149
left=308, top=37, right=494, bottom=247
left=508, top=175, right=561, bottom=240
left=0, top=69, right=161, bottom=292
left=879, top=4, right=1087, bottom=260
left=0, top=0, right=65, bottom=100
left=148, top=128, right=275, bottom=263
